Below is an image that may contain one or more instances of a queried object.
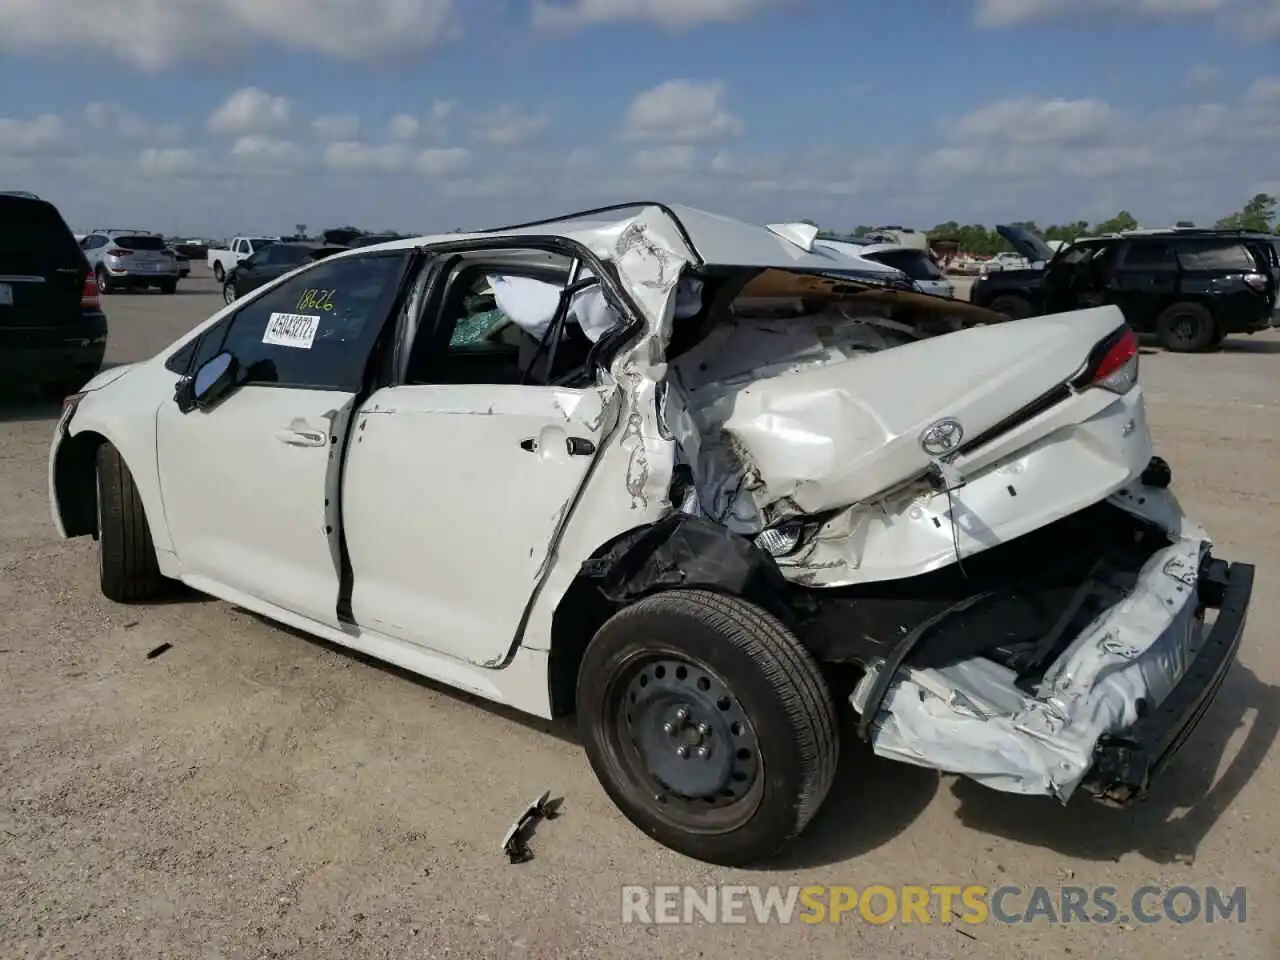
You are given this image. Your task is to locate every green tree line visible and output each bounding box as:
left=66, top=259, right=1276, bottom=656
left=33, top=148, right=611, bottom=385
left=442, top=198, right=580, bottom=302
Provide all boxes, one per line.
left=821, top=194, right=1279, bottom=255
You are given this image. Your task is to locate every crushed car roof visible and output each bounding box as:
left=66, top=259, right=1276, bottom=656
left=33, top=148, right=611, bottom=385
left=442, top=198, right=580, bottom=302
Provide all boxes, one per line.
left=344, top=201, right=914, bottom=278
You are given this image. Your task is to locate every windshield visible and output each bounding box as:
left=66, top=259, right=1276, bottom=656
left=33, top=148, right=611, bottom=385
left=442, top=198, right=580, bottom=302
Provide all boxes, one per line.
left=115, top=235, right=166, bottom=251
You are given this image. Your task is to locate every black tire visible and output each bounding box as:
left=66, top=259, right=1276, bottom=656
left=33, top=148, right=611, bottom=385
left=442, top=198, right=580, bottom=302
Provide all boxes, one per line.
left=159, top=280, right=177, bottom=295
left=987, top=294, right=1032, bottom=319
left=96, top=444, right=165, bottom=603
left=222, top=282, right=237, bottom=305
left=212, top=262, right=225, bottom=282
left=576, top=589, right=839, bottom=866
left=1156, top=302, right=1217, bottom=352
left=95, top=266, right=113, bottom=295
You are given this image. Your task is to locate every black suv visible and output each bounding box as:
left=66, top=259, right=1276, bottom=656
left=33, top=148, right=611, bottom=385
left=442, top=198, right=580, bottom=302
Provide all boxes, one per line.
left=971, top=226, right=1278, bottom=351
left=220, top=241, right=348, bottom=305
left=0, top=193, right=107, bottom=396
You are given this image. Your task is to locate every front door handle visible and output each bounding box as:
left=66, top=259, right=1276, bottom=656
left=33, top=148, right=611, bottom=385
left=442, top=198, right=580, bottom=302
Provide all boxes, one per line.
left=276, top=428, right=327, bottom=447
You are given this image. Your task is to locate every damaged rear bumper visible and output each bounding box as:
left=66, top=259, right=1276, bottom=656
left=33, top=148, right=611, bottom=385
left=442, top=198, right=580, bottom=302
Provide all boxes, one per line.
left=1082, top=556, right=1253, bottom=805
left=843, top=488, right=1255, bottom=803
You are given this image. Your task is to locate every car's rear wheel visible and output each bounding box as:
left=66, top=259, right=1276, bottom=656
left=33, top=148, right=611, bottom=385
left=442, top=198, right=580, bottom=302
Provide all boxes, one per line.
left=576, top=589, right=839, bottom=866
left=95, top=266, right=113, bottom=295
left=1156, top=302, right=1217, bottom=352
left=212, top=262, right=225, bottom=282
left=159, top=280, right=177, bottom=294
left=222, top=282, right=237, bottom=305
left=96, top=443, right=165, bottom=603
left=987, top=293, right=1032, bottom=319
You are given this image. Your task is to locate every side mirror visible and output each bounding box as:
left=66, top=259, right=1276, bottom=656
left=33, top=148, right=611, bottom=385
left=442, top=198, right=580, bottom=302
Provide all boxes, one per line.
left=176, top=351, right=239, bottom=413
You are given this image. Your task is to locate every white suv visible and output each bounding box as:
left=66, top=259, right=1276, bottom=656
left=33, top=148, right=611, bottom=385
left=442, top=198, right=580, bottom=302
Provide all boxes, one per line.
left=79, top=229, right=180, bottom=294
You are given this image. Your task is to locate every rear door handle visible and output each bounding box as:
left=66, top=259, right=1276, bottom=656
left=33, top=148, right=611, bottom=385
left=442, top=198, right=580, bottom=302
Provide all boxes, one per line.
left=519, top=436, right=596, bottom=456
left=276, top=428, right=327, bottom=447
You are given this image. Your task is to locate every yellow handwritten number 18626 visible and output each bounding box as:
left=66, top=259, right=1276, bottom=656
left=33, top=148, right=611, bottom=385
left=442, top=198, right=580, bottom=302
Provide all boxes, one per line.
left=297, top=289, right=335, bottom=312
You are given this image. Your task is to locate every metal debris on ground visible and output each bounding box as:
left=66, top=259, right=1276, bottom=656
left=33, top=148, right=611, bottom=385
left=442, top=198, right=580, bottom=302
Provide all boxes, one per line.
left=146, top=642, right=172, bottom=659
left=501, top=790, right=562, bottom=864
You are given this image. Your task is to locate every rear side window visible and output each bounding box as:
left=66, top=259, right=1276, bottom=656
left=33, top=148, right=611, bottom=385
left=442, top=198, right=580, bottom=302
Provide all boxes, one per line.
left=1121, top=241, right=1176, bottom=268
left=215, top=251, right=413, bottom=390
left=1176, top=241, right=1255, bottom=272
left=114, top=235, right=166, bottom=251
left=0, top=196, right=83, bottom=267
left=865, top=249, right=943, bottom=281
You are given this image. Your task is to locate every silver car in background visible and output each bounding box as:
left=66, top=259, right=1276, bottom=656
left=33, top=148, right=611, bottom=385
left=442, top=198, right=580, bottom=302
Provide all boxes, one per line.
left=79, top=229, right=180, bottom=294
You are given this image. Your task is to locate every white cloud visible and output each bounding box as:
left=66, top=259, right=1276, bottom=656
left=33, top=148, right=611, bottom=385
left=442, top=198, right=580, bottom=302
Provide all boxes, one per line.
left=428, top=101, right=455, bottom=125
left=208, top=87, right=291, bottom=136
left=324, top=141, right=406, bottom=173
left=139, top=147, right=200, bottom=176
left=415, top=147, right=470, bottom=177
left=388, top=114, right=420, bottom=140
left=312, top=114, right=361, bottom=141
left=1246, top=75, right=1280, bottom=103
left=631, top=145, right=697, bottom=174
left=474, top=106, right=549, bottom=146
left=949, top=97, right=1121, bottom=144
left=0, top=0, right=459, bottom=72
left=229, top=134, right=304, bottom=168
left=532, top=0, right=782, bottom=30
left=974, top=0, right=1231, bottom=26
left=0, top=114, right=73, bottom=158
left=83, top=101, right=171, bottom=140
left=623, top=79, right=743, bottom=143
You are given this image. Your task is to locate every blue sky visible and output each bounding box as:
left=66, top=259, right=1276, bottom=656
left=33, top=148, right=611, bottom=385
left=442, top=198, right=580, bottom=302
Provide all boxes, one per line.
left=0, top=0, right=1276, bottom=237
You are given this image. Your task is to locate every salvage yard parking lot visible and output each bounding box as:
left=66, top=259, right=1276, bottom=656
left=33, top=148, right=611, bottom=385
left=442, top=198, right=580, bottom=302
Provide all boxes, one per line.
left=2, top=266, right=1279, bottom=958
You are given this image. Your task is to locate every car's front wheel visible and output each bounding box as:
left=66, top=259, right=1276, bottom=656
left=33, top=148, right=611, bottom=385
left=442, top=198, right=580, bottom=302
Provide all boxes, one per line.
left=222, top=282, right=237, bottom=305
left=576, top=589, right=839, bottom=866
left=96, top=443, right=165, bottom=603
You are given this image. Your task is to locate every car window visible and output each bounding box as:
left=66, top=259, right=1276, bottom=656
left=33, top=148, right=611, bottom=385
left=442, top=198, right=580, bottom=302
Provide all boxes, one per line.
left=864, top=249, right=943, bottom=281
left=405, top=255, right=602, bottom=388
left=213, top=251, right=414, bottom=391
left=1176, top=240, right=1255, bottom=272
left=1121, top=241, right=1176, bottom=268
left=0, top=195, right=83, bottom=270
left=114, top=234, right=165, bottom=251
left=266, top=245, right=314, bottom=268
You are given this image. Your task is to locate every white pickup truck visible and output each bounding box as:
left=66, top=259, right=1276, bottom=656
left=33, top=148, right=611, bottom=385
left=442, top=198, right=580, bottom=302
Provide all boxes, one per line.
left=207, top=236, right=279, bottom=282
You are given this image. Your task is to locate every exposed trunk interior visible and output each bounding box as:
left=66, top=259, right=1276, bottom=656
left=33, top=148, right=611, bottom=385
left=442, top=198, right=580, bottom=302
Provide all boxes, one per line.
left=796, top=500, right=1172, bottom=681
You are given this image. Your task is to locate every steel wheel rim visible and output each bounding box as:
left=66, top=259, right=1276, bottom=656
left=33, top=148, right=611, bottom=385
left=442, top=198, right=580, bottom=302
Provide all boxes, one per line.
left=223, top=284, right=235, bottom=304
left=605, top=650, right=764, bottom=835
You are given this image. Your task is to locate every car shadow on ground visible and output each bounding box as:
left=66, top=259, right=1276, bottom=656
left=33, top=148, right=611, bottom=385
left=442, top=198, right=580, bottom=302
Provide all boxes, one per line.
left=1219, top=337, right=1280, bottom=354
left=234, top=611, right=1275, bottom=869
left=236, top=609, right=581, bottom=748
left=0, top=363, right=127, bottom=423
left=947, top=663, right=1279, bottom=865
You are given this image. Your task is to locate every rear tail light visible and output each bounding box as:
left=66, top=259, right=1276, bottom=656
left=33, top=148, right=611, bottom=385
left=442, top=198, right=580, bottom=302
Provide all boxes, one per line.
left=1073, top=325, right=1139, bottom=395
left=80, top=272, right=100, bottom=308
left=105, top=247, right=128, bottom=257
left=1244, top=272, right=1269, bottom=292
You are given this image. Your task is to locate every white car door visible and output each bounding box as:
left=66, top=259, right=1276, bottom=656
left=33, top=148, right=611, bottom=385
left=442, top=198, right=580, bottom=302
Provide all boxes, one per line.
left=156, top=248, right=416, bottom=626
left=341, top=252, right=621, bottom=666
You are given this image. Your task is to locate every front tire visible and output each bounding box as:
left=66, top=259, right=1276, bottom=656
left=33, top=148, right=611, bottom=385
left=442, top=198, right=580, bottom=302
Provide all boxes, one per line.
left=95, top=266, right=113, bottom=295
left=577, top=589, right=839, bottom=866
left=96, top=444, right=165, bottom=603
left=212, top=262, right=225, bottom=282
left=222, top=282, right=237, bottom=305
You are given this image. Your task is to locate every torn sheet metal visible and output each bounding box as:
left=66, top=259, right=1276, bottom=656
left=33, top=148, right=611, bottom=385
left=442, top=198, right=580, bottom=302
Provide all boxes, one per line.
left=848, top=487, right=1208, bottom=801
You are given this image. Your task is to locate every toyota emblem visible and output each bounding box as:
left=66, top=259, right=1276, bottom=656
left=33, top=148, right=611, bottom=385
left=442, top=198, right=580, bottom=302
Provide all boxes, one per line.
left=920, top=418, right=964, bottom=457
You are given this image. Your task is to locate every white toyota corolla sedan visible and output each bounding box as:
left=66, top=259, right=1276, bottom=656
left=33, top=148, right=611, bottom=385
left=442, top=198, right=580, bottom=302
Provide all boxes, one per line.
left=49, top=202, right=1253, bottom=866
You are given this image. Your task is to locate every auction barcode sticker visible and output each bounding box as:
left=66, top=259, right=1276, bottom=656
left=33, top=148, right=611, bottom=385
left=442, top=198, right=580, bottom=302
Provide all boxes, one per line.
left=263, top=312, right=321, bottom=349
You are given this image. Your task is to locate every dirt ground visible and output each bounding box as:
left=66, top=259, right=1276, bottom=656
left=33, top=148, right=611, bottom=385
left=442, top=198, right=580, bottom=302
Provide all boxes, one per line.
left=2, top=268, right=1278, bottom=959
